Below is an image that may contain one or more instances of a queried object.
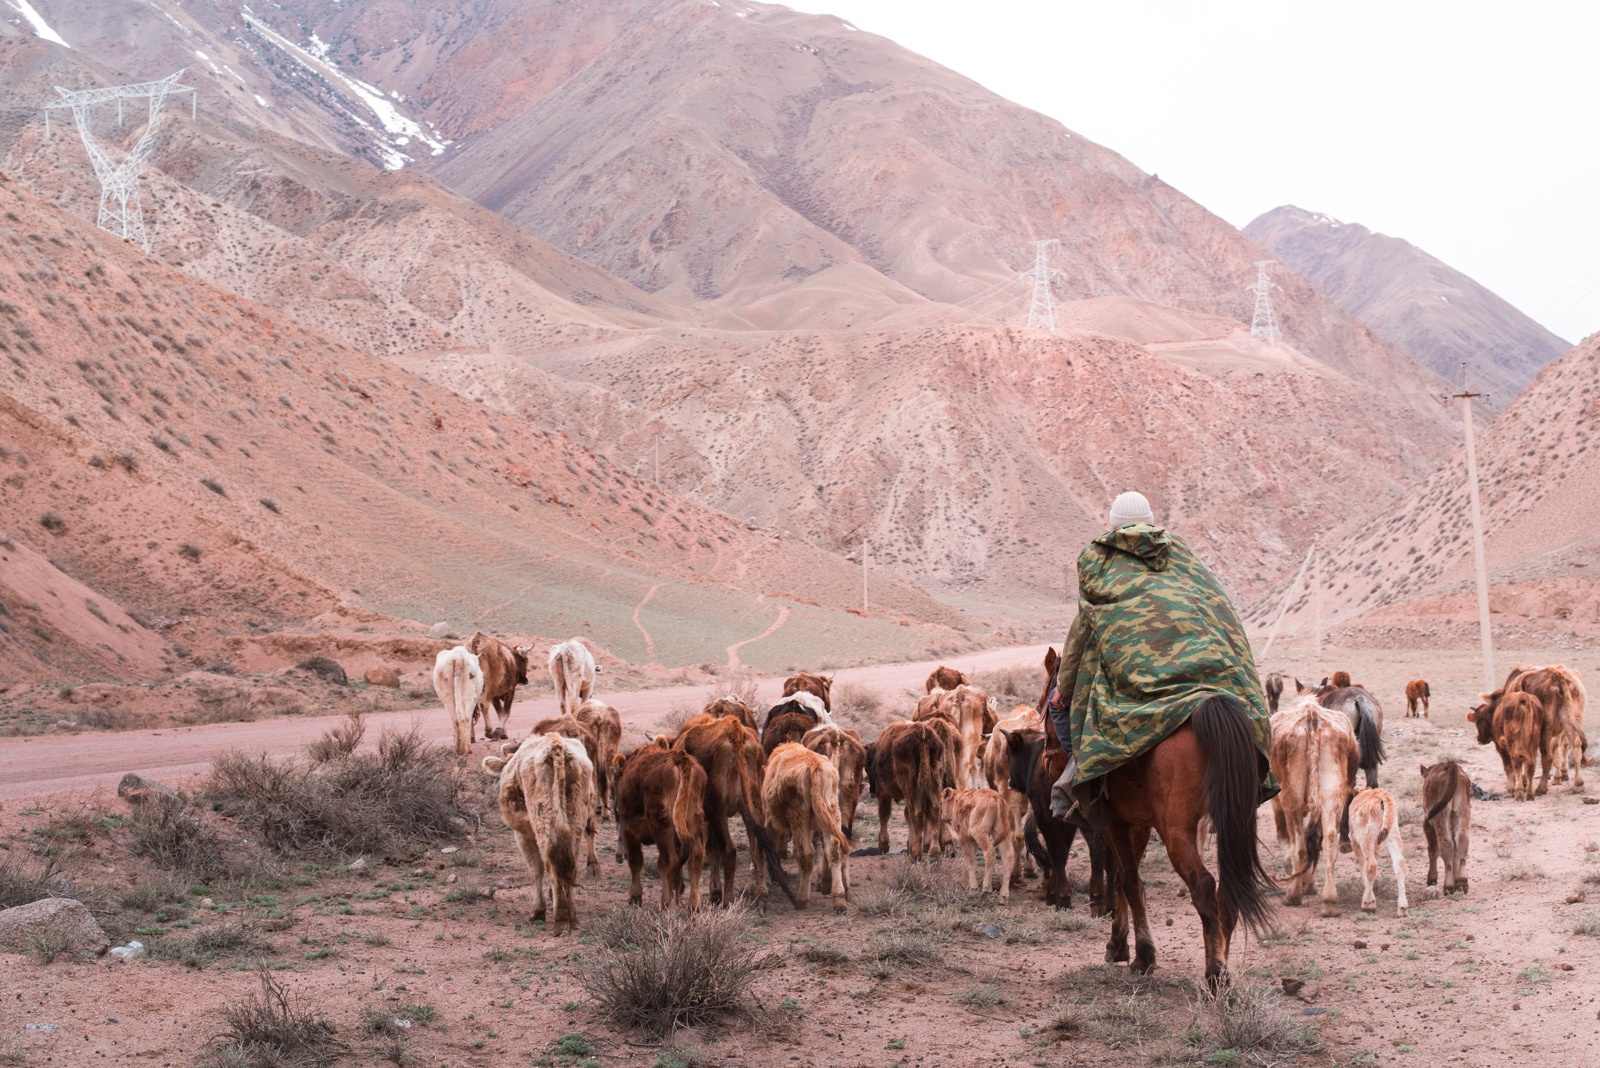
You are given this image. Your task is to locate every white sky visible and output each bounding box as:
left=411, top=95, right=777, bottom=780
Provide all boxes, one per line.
left=789, top=0, right=1600, bottom=345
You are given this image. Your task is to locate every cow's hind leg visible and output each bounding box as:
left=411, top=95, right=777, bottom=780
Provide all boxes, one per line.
left=878, top=795, right=894, bottom=855
left=1423, top=819, right=1440, bottom=887
left=741, top=815, right=769, bottom=909
left=1386, top=832, right=1409, bottom=917
left=1355, top=833, right=1379, bottom=913
left=624, top=834, right=645, bottom=907
left=514, top=830, right=547, bottom=922
left=792, top=822, right=814, bottom=910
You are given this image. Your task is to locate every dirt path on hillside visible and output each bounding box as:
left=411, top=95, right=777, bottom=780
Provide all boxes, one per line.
left=725, top=599, right=790, bottom=668
left=630, top=582, right=661, bottom=663
left=0, top=644, right=1048, bottom=803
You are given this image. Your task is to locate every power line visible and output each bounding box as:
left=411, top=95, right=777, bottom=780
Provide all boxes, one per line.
left=1018, top=239, right=1065, bottom=329
left=44, top=72, right=197, bottom=251
left=1246, top=260, right=1281, bottom=346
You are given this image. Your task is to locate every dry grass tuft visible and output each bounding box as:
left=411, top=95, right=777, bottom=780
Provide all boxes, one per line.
left=1573, top=911, right=1600, bottom=937
left=200, top=967, right=342, bottom=1068
left=1198, top=981, right=1319, bottom=1060
left=305, top=714, right=365, bottom=764
left=0, top=851, right=70, bottom=910
left=831, top=681, right=897, bottom=735
left=128, top=802, right=237, bottom=882
left=580, top=906, right=776, bottom=1037
left=209, top=725, right=468, bottom=859
left=971, top=662, right=1044, bottom=708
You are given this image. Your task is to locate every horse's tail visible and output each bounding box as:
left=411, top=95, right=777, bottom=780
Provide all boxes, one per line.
left=1190, top=693, right=1274, bottom=934
left=1354, top=693, right=1385, bottom=774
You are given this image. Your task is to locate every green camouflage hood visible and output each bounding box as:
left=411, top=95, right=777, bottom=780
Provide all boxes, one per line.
left=1068, top=523, right=1275, bottom=801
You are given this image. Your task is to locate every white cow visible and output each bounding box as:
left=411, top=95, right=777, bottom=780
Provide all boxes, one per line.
left=548, top=639, right=599, bottom=716
left=434, top=646, right=485, bottom=756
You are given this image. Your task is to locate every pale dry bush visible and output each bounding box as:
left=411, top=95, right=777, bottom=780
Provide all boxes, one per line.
left=830, top=681, right=898, bottom=736
left=972, top=662, right=1045, bottom=708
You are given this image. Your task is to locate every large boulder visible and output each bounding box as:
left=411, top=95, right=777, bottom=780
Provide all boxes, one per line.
left=427, top=622, right=451, bottom=640
left=116, top=773, right=178, bottom=809
left=297, top=656, right=348, bottom=685
left=364, top=667, right=401, bottom=689
left=0, top=898, right=110, bottom=957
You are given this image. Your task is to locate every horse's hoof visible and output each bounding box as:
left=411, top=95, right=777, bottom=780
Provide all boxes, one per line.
left=1320, top=903, right=1340, bottom=918
left=1133, top=943, right=1156, bottom=973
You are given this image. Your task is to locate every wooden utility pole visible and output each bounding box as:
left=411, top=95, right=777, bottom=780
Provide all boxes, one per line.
left=861, top=539, right=869, bottom=615
left=1312, top=541, right=1324, bottom=655
left=1455, top=365, right=1496, bottom=691
left=1259, top=541, right=1316, bottom=661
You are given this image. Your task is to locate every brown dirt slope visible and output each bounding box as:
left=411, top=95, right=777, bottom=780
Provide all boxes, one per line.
left=1247, top=205, right=1569, bottom=402
left=1247, top=331, right=1600, bottom=644
left=0, top=176, right=962, bottom=682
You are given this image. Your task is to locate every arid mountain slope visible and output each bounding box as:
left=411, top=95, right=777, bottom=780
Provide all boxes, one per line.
left=1247, top=205, right=1568, bottom=401
left=1246, top=331, right=1600, bottom=644
left=0, top=176, right=961, bottom=682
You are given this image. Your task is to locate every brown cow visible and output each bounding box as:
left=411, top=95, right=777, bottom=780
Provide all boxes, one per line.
left=782, top=672, right=833, bottom=711
left=1468, top=665, right=1585, bottom=794
left=612, top=746, right=708, bottom=910
left=925, top=665, right=969, bottom=693
left=1270, top=697, right=1359, bottom=916
left=983, top=704, right=1042, bottom=881
left=1492, top=691, right=1543, bottom=801
left=913, top=685, right=988, bottom=790
left=762, top=710, right=815, bottom=758
left=575, top=700, right=623, bottom=820
left=483, top=733, right=595, bottom=929
left=1420, top=760, right=1470, bottom=894
left=1330, top=670, right=1353, bottom=689
left=802, top=723, right=867, bottom=841
left=672, top=716, right=793, bottom=909
left=1346, top=788, right=1409, bottom=916
left=467, top=631, right=531, bottom=740
left=763, top=743, right=851, bottom=912
left=1404, top=679, right=1430, bottom=718
left=703, top=697, right=760, bottom=733
left=867, top=720, right=944, bottom=858
left=939, top=787, right=1015, bottom=904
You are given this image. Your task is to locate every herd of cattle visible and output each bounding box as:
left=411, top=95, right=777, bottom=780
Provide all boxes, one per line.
left=425, top=637, right=1590, bottom=965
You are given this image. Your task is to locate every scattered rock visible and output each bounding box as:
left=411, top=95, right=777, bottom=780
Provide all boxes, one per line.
left=24, top=1023, right=58, bottom=1032
left=1566, top=892, right=1586, bottom=905
left=1583, top=797, right=1599, bottom=806
left=975, top=924, right=1002, bottom=939
left=445, top=873, right=458, bottom=885
left=1353, top=940, right=1368, bottom=949
left=364, top=667, right=401, bottom=688
left=428, top=622, right=451, bottom=639
left=0, top=898, right=110, bottom=957
left=1558, top=962, right=1574, bottom=971
left=1280, top=977, right=1305, bottom=996
left=1513, top=1002, right=1521, bottom=1011
left=348, top=858, right=368, bottom=871
left=1380, top=943, right=1390, bottom=951
left=297, top=656, right=348, bottom=685
left=1300, top=1007, right=1328, bottom=1016
left=200, top=898, right=214, bottom=908
left=440, top=846, right=458, bottom=855
left=109, top=940, right=145, bottom=960
left=117, top=773, right=178, bottom=809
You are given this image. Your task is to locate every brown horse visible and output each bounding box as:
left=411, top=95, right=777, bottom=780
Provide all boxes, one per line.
left=1095, top=693, right=1274, bottom=987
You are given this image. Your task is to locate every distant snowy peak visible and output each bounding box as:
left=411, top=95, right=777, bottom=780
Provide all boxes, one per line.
left=240, top=9, right=448, bottom=170
left=6, top=0, right=69, bottom=48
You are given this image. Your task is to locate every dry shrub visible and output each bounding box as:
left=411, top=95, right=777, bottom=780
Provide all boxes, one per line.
left=129, top=802, right=237, bottom=882
left=201, top=967, right=342, bottom=1068
left=708, top=673, right=760, bottom=710
left=155, top=920, right=271, bottom=969
left=831, top=681, right=897, bottom=736
left=864, top=929, right=944, bottom=978
left=1199, top=982, right=1319, bottom=1059
left=660, top=701, right=700, bottom=735
left=0, top=851, right=70, bottom=909
left=120, top=871, right=188, bottom=912
left=1574, top=911, right=1600, bottom=937
left=28, top=914, right=77, bottom=964
left=306, top=714, right=365, bottom=763
left=209, top=724, right=468, bottom=859
left=884, top=857, right=981, bottom=909
left=972, top=662, right=1044, bottom=708
left=580, top=906, right=775, bottom=1037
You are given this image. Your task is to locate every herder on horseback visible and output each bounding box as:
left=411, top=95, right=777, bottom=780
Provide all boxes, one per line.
left=1044, top=491, right=1277, bottom=987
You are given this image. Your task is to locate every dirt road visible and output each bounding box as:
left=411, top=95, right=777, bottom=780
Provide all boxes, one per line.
left=0, top=644, right=1049, bottom=803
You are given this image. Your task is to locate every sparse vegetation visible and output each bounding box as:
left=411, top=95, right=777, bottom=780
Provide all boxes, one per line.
left=580, top=906, right=774, bottom=1036
left=1198, top=982, right=1319, bottom=1060
left=200, top=968, right=342, bottom=1068
left=38, top=510, right=65, bottom=533
left=128, top=801, right=238, bottom=882
left=0, top=851, right=70, bottom=909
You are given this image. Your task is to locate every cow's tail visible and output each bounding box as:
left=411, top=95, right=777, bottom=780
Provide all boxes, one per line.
left=732, top=734, right=798, bottom=907
left=910, top=728, right=941, bottom=842
left=810, top=763, right=851, bottom=866
left=1190, top=694, right=1274, bottom=933
left=539, top=741, right=578, bottom=888
left=450, top=662, right=473, bottom=756
left=1354, top=692, right=1386, bottom=775
left=1424, top=762, right=1461, bottom=825
left=1423, top=681, right=1431, bottom=700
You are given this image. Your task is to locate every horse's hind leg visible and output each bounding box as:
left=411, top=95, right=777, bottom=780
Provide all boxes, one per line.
left=1160, top=816, right=1225, bottom=985
left=1105, top=822, right=1154, bottom=971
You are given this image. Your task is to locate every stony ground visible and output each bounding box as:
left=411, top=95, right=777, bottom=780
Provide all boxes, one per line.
left=0, top=644, right=1596, bottom=1068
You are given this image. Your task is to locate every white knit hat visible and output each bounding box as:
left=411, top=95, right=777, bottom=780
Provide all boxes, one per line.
left=1109, top=491, right=1155, bottom=528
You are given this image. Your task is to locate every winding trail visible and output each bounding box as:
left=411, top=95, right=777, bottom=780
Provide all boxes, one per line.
left=0, top=645, right=1051, bottom=804
left=630, top=583, right=661, bottom=664
left=724, top=599, right=790, bottom=669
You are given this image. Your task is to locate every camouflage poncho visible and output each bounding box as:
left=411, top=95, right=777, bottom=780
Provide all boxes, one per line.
left=1066, top=524, right=1275, bottom=802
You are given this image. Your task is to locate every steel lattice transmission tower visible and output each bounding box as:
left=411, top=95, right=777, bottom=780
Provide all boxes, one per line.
left=1247, top=259, right=1282, bottom=346
left=44, top=72, right=196, bottom=252
left=1019, top=239, right=1066, bottom=329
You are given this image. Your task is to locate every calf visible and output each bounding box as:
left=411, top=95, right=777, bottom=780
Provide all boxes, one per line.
left=467, top=631, right=530, bottom=740
left=782, top=672, right=833, bottom=711
left=524, top=716, right=601, bottom=872
left=482, top=733, right=595, bottom=930
left=433, top=646, right=485, bottom=756
left=1003, top=727, right=1109, bottom=912
left=1492, top=691, right=1543, bottom=801
left=866, top=720, right=944, bottom=858
left=673, top=715, right=794, bottom=909
left=576, top=700, right=623, bottom=820
left=548, top=639, right=598, bottom=716
left=1404, top=679, right=1430, bottom=718
left=1508, top=665, right=1585, bottom=789
left=925, top=665, right=969, bottom=693
left=1346, top=788, right=1408, bottom=916
left=1330, top=670, right=1353, bottom=689
left=983, top=704, right=1042, bottom=881
left=1271, top=697, right=1359, bottom=916
left=613, top=746, right=708, bottom=910
left=802, top=724, right=867, bottom=841
left=1419, top=760, right=1470, bottom=894
left=763, top=743, right=851, bottom=912
left=703, top=697, right=760, bottom=733
left=939, top=788, right=1015, bottom=904
left=913, top=686, right=987, bottom=790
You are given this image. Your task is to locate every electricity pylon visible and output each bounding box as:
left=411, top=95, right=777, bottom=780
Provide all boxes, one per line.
left=1019, top=239, right=1065, bottom=329
left=44, top=72, right=197, bottom=251
left=1247, top=260, right=1281, bottom=346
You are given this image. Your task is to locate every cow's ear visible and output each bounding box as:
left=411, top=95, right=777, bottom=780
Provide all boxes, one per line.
left=482, top=756, right=507, bottom=774
left=941, top=787, right=954, bottom=803
left=1420, top=764, right=1430, bottom=777
left=1466, top=710, right=1476, bottom=722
